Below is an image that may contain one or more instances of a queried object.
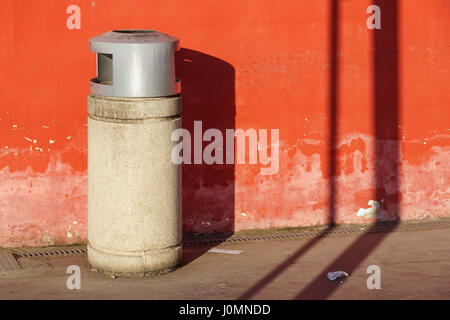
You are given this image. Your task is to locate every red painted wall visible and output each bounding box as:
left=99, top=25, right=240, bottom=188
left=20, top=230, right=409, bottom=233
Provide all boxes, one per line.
left=0, top=0, right=448, bottom=247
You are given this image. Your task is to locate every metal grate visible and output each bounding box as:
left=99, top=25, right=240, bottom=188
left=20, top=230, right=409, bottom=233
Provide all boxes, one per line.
left=9, top=220, right=450, bottom=257
left=14, top=246, right=86, bottom=259
left=182, top=220, right=450, bottom=247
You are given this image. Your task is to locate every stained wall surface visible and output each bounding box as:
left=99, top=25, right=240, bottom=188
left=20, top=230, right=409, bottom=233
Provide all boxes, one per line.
left=0, top=0, right=448, bottom=246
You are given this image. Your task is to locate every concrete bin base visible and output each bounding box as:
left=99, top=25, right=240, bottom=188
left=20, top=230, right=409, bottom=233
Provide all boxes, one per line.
left=87, top=243, right=182, bottom=277
left=87, top=94, right=182, bottom=277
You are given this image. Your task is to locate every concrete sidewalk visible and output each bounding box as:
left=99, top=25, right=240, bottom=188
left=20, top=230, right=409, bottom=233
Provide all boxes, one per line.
left=1, top=225, right=449, bottom=299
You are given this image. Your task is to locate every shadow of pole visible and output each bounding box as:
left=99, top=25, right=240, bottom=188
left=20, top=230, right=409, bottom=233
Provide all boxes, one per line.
left=294, top=0, right=400, bottom=299
left=328, top=0, right=340, bottom=229
left=238, top=0, right=400, bottom=300
left=238, top=0, right=340, bottom=299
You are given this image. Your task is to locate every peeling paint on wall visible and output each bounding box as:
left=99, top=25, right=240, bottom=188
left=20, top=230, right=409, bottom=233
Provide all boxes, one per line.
left=0, top=0, right=449, bottom=246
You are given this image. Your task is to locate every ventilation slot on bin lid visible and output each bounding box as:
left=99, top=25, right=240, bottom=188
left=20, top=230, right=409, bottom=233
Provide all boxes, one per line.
left=89, top=30, right=180, bottom=98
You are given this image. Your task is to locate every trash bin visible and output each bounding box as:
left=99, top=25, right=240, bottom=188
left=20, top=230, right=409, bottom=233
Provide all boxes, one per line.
left=87, top=30, right=182, bottom=277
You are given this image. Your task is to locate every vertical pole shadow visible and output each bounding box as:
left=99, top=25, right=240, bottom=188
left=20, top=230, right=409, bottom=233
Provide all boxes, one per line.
left=175, top=49, right=236, bottom=266
left=238, top=0, right=400, bottom=300
left=294, top=0, right=400, bottom=299
left=238, top=0, right=340, bottom=299
left=328, top=0, right=340, bottom=229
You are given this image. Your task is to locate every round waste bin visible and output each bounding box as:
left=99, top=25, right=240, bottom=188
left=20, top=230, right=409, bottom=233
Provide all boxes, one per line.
left=87, top=30, right=182, bottom=277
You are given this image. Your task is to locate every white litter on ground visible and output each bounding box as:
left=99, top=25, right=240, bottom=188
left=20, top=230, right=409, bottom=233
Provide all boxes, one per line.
left=356, top=200, right=379, bottom=218
left=327, top=271, right=349, bottom=281
left=208, top=248, right=242, bottom=255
